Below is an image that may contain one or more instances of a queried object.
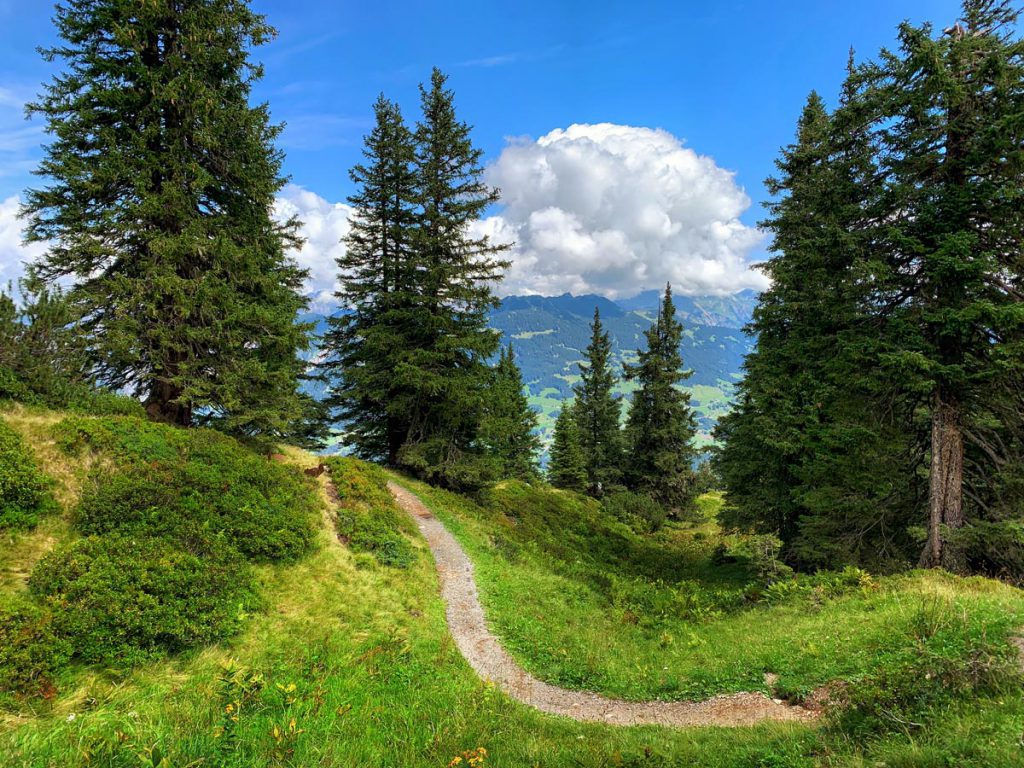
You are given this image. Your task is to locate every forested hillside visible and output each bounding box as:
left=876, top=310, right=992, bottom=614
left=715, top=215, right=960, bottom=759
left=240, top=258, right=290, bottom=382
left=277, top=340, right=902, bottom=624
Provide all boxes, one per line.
left=489, top=290, right=755, bottom=448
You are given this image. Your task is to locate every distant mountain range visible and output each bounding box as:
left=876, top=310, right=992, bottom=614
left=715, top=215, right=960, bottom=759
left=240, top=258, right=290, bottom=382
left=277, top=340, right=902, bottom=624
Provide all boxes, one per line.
left=305, top=289, right=758, bottom=454
left=489, top=290, right=757, bottom=450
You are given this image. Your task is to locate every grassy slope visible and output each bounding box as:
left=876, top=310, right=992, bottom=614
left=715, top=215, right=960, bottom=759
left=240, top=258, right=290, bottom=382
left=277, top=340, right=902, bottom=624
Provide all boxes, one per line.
left=3, top=407, right=1024, bottom=766
left=391, top=474, right=1024, bottom=766
left=1, top=407, right=816, bottom=768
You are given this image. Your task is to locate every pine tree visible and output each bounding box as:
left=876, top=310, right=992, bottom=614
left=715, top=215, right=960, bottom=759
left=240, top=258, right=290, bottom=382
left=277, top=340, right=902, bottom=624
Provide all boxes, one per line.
left=715, top=90, right=922, bottom=569
left=394, top=68, right=511, bottom=486
left=852, top=1, right=1024, bottom=570
left=624, top=284, right=698, bottom=514
left=548, top=404, right=588, bottom=493
left=573, top=308, right=623, bottom=496
left=320, top=95, right=418, bottom=462
left=24, top=0, right=311, bottom=439
left=480, top=344, right=541, bottom=480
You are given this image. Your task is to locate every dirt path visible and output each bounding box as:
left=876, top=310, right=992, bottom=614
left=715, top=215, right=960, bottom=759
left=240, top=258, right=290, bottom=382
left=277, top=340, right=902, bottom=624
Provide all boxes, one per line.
left=387, top=481, right=818, bottom=728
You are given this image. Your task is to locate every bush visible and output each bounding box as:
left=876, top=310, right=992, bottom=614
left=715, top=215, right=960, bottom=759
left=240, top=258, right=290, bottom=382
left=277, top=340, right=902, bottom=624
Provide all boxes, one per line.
left=63, top=417, right=319, bottom=563
left=602, top=491, right=667, bottom=533
left=0, top=598, right=72, bottom=701
left=0, top=419, right=56, bottom=530
left=326, top=457, right=415, bottom=568
left=29, top=534, right=258, bottom=665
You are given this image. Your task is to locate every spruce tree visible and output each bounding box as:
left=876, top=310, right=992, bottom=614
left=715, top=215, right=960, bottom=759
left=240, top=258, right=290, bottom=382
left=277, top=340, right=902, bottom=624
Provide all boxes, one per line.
left=715, top=90, right=922, bottom=569
left=548, top=404, right=588, bottom=493
left=480, top=344, right=541, bottom=481
left=24, top=0, right=311, bottom=439
left=852, top=1, right=1024, bottom=570
left=320, top=95, right=418, bottom=462
left=395, top=68, right=511, bottom=486
left=624, top=284, right=698, bottom=514
left=573, top=308, right=623, bottom=496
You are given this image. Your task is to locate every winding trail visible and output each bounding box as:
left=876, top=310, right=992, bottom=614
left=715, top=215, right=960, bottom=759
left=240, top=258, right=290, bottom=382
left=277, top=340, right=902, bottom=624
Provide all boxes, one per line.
left=387, top=481, right=818, bottom=728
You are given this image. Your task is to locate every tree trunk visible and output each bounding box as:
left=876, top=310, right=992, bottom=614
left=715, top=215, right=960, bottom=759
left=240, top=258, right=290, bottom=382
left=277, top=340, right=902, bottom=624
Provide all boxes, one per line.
left=920, top=391, right=965, bottom=571
left=146, top=353, right=192, bottom=427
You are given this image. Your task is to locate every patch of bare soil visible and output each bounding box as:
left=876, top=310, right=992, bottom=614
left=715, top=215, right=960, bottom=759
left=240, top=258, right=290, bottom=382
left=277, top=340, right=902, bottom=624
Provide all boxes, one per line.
left=387, top=481, right=819, bottom=728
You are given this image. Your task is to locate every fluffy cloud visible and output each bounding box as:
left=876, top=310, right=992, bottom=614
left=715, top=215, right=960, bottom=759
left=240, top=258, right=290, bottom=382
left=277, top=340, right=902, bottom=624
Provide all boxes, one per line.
left=0, top=195, right=45, bottom=286
left=273, top=184, right=352, bottom=310
left=481, top=123, right=768, bottom=298
left=0, top=124, right=768, bottom=306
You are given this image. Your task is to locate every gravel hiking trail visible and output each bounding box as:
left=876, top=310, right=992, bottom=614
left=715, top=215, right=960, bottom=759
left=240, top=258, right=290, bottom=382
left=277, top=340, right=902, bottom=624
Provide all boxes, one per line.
left=387, top=480, right=818, bottom=728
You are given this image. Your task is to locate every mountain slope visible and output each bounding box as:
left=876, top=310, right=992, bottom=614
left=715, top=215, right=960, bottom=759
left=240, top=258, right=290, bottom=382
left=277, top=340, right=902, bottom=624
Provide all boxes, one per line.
left=488, top=291, right=756, bottom=448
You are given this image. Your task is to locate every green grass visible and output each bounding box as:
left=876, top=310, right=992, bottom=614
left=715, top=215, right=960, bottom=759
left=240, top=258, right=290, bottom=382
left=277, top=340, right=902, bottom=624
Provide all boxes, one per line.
left=1, top=453, right=823, bottom=768
left=4, top=430, right=1024, bottom=766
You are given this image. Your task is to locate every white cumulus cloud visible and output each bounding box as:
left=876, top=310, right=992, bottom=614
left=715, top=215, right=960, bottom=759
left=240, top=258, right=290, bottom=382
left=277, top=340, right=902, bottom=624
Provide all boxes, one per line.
left=481, top=123, right=768, bottom=298
left=273, top=184, right=353, bottom=310
left=0, top=125, right=768, bottom=308
left=0, top=195, right=45, bottom=287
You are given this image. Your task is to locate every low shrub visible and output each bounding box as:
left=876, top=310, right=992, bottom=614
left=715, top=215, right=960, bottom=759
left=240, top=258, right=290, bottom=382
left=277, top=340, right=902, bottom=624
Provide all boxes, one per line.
left=0, top=419, right=56, bottom=530
left=64, top=417, right=319, bottom=563
left=29, top=534, right=258, bottom=665
left=602, top=491, right=667, bottom=533
left=326, top=457, right=415, bottom=568
left=0, top=598, right=72, bottom=701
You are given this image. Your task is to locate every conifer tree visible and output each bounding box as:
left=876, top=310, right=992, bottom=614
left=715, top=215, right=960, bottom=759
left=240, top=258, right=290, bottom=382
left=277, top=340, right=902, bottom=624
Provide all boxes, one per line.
left=853, top=1, right=1024, bottom=570
left=624, top=284, right=698, bottom=514
left=320, top=95, right=418, bottom=462
left=716, top=90, right=922, bottom=569
left=24, top=0, right=311, bottom=438
left=573, top=308, right=623, bottom=496
left=480, top=344, right=541, bottom=480
left=548, top=405, right=588, bottom=493
left=395, top=68, right=511, bottom=486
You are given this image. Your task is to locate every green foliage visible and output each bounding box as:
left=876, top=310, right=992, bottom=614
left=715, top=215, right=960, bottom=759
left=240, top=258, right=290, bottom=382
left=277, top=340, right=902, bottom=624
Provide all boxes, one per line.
left=602, top=491, right=667, bottom=534
left=321, top=70, right=510, bottom=489
left=0, top=598, right=72, bottom=702
left=24, top=0, right=313, bottom=438
left=479, top=345, right=541, bottom=481
left=29, top=534, right=258, bottom=665
left=832, top=596, right=1023, bottom=738
left=623, top=285, right=698, bottom=514
left=547, top=405, right=587, bottom=492
left=62, top=416, right=319, bottom=563
left=0, top=419, right=56, bottom=530
left=717, top=4, right=1024, bottom=575
left=573, top=309, right=624, bottom=496
left=0, top=281, right=144, bottom=417
left=326, top=457, right=415, bottom=568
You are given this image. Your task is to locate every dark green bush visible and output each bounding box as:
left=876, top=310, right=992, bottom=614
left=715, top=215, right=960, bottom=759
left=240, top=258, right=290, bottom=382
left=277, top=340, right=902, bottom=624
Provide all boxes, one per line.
left=0, top=598, right=72, bottom=701
left=326, top=457, right=415, bottom=568
left=0, top=419, right=56, bottom=530
left=602, top=491, right=667, bottom=533
left=29, top=534, right=258, bottom=665
left=64, top=417, right=319, bottom=563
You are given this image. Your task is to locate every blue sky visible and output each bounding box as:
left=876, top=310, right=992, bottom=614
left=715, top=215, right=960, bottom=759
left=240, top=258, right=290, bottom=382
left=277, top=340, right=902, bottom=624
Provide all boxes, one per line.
left=1, top=1, right=964, bottom=300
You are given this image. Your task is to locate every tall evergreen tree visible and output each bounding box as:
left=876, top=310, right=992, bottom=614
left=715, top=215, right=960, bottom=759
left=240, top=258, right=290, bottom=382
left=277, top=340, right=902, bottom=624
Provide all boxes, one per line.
left=320, top=95, right=418, bottom=462
left=395, top=68, right=511, bottom=486
left=852, top=0, right=1024, bottom=570
left=719, top=2, right=1024, bottom=575
left=24, top=0, right=311, bottom=438
left=480, top=344, right=541, bottom=481
left=573, top=308, right=623, bottom=496
left=715, top=89, right=924, bottom=570
left=548, top=404, right=588, bottom=493
left=624, top=284, right=698, bottom=514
